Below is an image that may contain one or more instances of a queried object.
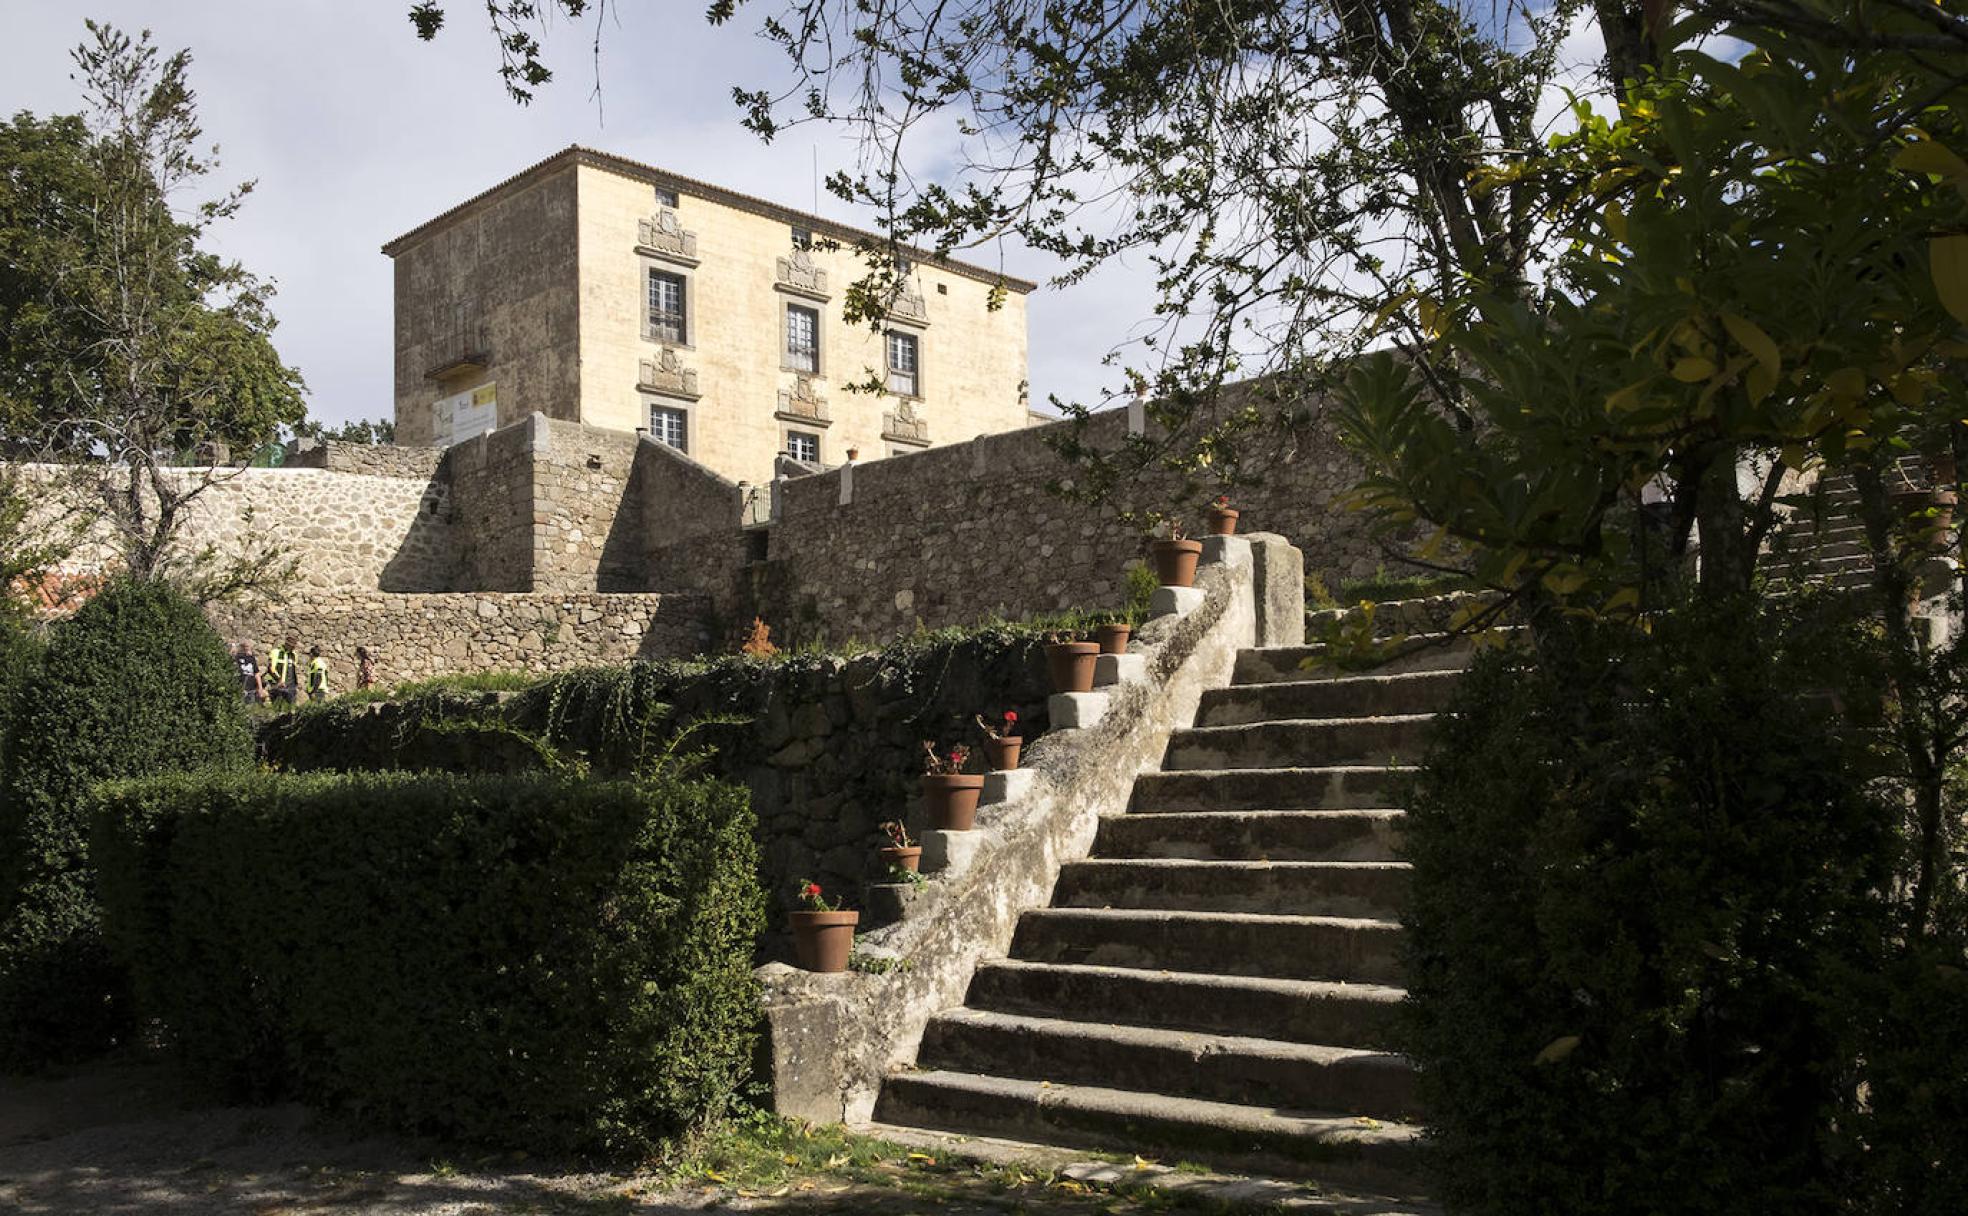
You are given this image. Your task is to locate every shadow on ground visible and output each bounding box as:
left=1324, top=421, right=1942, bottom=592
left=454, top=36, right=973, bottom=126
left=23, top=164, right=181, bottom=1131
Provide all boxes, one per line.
left=0, top=1054, right=1310, bottom=1215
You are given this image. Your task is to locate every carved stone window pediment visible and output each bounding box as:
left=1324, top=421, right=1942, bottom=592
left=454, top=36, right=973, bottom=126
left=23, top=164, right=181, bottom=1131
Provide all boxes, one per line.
left=883, top=399, right=929, bottom=446
left=775, top=248, right=829, bottom=299
left=638, top=347, right=701, bottom=400
left=637, top=208, right=699, bottom=264
left=886, top=286, right=929, bottom=327
left=775, top=375, right=831, bottom=426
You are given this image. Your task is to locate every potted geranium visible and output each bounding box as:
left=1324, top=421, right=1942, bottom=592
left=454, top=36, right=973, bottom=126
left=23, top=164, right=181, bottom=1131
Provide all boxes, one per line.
left=921, top=741, right=985, bottom=830
left=1207, top=494, right=1240, bottom=536
left=977, top=710, right=1022, bottom=770
left=878, top=819, right=923, bottom=875
left=790, top=880, right=858, bottom=973
left=1047, top=632, right=1099, bottom=693
left=1150, top=518, right=1203, bottom=588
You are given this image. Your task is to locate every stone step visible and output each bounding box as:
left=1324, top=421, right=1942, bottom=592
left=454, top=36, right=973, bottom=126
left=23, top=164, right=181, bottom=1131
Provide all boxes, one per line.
left=965, top=960, right=1405, bottom=1050
left=1164, top=716, right=1434, bottom=770
left=1010, top=907, right=1403, bottom=985
left=916, top=1009, right=1421, bottom=1121
left=874, top=1070, right=1425, bottom=1193
left=1093, top=809, right=1404, bottom=862
left=1198, top=670, right=1462, bottom=726
left=1054, top=859, right=1409, bottom=918
left=1130, top=766, right=1416, bottom=813
left=1236, top=636, right=1479, bottom=685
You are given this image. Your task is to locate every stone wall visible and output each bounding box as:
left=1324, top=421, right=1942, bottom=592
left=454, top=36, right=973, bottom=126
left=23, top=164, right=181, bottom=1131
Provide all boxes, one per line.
left=256, top=623, right=1061, bottom=942
left=210, top=591, right=712, bottom=688
left=286, top=438, right=447, bottom=480
left=702, top=403, right=1385, bottom=645
left=443, top=420, right=538, bottom=591
left=22, top=463, right=456, bottom=594
left=387, top=160, right=584, bottom=445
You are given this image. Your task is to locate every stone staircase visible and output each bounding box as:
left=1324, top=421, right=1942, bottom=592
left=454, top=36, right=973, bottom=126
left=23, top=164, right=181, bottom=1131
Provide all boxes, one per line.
left=871, top=633, right=1477, bottom=1192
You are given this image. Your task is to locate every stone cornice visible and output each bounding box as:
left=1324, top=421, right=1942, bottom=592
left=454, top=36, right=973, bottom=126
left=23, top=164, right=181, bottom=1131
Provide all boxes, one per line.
left=381, top=145, right=1038, bottom=296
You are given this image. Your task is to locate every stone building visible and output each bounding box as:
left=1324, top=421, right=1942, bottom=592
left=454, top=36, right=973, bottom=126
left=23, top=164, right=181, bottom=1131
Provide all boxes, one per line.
left=383, top=146, right=1036, bottom=485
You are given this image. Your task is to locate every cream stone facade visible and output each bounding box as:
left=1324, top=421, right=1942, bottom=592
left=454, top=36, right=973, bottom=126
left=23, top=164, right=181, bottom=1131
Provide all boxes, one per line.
left=384, top=146, right=1034, bottom=485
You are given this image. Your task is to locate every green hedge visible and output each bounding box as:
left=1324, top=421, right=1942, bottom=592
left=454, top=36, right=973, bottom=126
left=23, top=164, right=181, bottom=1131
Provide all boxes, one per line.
left=1401, top=599, right=1891, bottom=1214
left=93, top=769, right=764, bottom=1157
left=0, top=579, right=251, bottom=1068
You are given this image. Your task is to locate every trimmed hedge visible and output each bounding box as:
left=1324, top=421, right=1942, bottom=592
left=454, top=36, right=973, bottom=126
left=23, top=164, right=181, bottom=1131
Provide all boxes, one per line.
left=92, top=769, right=763, bottom=1157
left=0, top=579, right=251, bottom=1068
left=1401, top=599, right=1891, bottom=1215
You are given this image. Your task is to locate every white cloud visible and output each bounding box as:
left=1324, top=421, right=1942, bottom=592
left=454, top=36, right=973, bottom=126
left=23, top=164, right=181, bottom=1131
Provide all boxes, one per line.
left=0, top=1, right=1142, bottom=425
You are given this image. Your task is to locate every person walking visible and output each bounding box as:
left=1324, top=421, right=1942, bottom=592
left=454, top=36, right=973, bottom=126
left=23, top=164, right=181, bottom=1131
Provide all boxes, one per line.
left=306, top=645, right=330, bottom=702
left=233, top=642, right=265, bottom=705
left=267, top=636, right=300, bottom=706
left=355, top=645, right=375, bottom=691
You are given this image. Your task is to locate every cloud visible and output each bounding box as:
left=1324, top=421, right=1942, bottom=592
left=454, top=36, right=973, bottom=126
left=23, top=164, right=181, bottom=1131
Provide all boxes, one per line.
left=0, top=1, right=1140, bottom=425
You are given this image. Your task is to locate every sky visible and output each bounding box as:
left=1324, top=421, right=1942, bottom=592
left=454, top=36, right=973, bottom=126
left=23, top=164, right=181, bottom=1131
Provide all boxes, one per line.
left=0, top=3, right=1613, bottom=432
left=0, top=0, right=1159, bottom=428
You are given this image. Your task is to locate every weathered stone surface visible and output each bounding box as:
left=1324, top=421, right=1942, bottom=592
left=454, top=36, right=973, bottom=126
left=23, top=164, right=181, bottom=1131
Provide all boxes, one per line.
left=208, top=591, right=710, bottom=687
left=757, top=551, right=1269, bottom=1124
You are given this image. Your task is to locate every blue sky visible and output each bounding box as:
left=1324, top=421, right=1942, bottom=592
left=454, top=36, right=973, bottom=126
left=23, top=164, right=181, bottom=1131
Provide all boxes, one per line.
left=1, top=1, right=1155, bottom=427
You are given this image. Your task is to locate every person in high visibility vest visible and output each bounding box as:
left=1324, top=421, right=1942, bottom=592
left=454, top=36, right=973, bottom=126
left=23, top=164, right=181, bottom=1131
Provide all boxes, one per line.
left=306, top=645, right=330, bottom=701
left=267, top=636, right=300, bottom=706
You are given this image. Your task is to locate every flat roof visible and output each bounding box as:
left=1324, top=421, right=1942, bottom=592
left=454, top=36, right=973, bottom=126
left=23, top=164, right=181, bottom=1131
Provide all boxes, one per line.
left=380, top=145, right=1039, bottom=294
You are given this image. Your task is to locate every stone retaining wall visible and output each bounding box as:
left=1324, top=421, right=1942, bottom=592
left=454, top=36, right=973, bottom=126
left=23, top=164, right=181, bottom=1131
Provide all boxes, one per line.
left=210, top=591, right=711, bottom=688
left=20, top=463, right=455, bottom=594
left=714, top=404, right=1385, bottom=645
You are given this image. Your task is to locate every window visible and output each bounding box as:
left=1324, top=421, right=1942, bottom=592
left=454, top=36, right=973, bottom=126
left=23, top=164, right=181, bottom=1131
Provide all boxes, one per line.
left=786, top=430, right=820, bottom=464
left=647, top=269, right=687, bottom=344
left=653, top=184, right=679, bottom=208
left=894, top=254, right=914, bottom=276
left=649, top=405, right=687, bottom=452
left=791, top=225, right=812, bottom=250
left=785, top=304, right=819, bottom=373
left=886, top=331, right=919, bottom=397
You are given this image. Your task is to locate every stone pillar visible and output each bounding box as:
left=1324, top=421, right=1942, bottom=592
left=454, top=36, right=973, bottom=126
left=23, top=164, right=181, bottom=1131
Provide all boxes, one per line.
left=1242, top=531, right=1306, bottom=647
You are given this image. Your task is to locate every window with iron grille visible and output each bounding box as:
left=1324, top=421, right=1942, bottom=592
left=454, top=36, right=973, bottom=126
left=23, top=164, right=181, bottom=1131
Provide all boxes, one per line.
left=786, top=430, right=820, bottom=464
left=886, top=331, right=919, bottom=397
left=785, top=304, right=819, bottom=373
left=647, top=269, right=687, bottom=344
left=653, top=184, right=680, bottom=208
left=791, top=225, right=812, bottom=250
left=649, top=405, right=687, bottom=452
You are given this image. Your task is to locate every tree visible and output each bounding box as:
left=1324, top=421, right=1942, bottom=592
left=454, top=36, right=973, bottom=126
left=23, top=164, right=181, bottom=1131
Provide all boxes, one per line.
left=407, top=1, right=1651, bottom=486
left=0, top=577, right=252, bottom=1068
left=0, top=23, right=306, bottom=593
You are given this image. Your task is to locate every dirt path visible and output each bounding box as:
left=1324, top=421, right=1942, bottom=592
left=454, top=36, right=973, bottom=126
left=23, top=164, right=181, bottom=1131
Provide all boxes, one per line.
left=0, top=1055, right=1283, bottom=1215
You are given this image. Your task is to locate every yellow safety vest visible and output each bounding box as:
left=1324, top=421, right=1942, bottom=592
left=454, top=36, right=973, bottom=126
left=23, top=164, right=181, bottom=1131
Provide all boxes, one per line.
left=269, top=646, right=295, bottom=684
left=307, top=657, right=329, bottom=695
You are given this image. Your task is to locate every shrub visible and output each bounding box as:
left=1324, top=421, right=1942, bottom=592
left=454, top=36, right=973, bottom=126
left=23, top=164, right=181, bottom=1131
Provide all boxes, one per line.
left=0, top=617, right=40, bottom=775
left=92, top=769, right=764, bottom=1157
left=0, top=579, right=251, bottom=1068
left=1401, top=598, right=1890, bottom=1215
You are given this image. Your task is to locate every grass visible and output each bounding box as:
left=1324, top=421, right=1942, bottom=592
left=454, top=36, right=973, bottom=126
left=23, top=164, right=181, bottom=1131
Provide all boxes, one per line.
left=1310, top=566, right=1474, bottom=610
left=641, top=1107, right=1304, bottom=1213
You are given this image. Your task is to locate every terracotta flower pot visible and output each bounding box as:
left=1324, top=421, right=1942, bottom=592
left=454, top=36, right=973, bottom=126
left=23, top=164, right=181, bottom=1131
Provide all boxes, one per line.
left=791, top=909, right=858, bottom=973
left=1095, top=622, right=1132, bottom=655
left=1047, top=641, right=1100, bottom=693
left=1151, top=538, right=1204, bottom=588
left=922, top=773, right=985, bottom=830
left=983, top=736, right=1022, bottom=771
left=1207, top=507, right=1240, bottom=536
left=878, top=845, right=922, bottom=874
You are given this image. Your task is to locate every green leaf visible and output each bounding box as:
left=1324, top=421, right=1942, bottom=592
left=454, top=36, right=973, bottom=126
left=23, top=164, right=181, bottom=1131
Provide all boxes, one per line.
left=1893, top=139, right=1968, bottom=182
left=1720, top=313, right=1779, bottom=378
left=1931, top=235, right=1968, bottom=325
left=1535, top=1035, right=1582, bottom=1065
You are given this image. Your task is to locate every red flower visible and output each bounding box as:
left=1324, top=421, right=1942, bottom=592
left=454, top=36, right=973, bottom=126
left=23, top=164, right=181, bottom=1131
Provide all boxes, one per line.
left=1004, top=710, right=1019, bottom=723
left=1213, top=494, right=1230, bottom=508
left=803, top=882, right=822, bottom=898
